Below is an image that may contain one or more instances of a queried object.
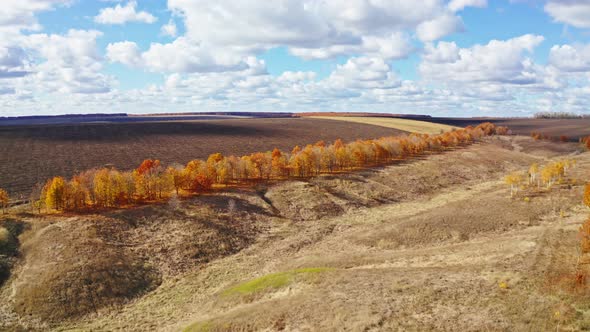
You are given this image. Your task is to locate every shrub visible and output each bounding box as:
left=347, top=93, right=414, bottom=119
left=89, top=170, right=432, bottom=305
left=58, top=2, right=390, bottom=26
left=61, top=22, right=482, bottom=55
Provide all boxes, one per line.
left=584, top=183, right=590, bottom=208
left=0, top=226, right=17, bottom=255
left=0, top=227, right=9, bottom=244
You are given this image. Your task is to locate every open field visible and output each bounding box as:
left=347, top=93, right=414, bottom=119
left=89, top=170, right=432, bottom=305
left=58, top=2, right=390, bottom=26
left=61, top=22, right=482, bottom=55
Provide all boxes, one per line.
left=423, top=117, right=590, bottom=140
left=306, top=116, right=459, bottom=134
left=0, top=118, right=405, bottom=198
left=1, top=135, right=590, bottom=331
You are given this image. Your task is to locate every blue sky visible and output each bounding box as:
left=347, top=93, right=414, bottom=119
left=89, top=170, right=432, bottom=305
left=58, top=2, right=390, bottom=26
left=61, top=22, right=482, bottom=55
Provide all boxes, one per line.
left=1, top=0, right=590, bottom=116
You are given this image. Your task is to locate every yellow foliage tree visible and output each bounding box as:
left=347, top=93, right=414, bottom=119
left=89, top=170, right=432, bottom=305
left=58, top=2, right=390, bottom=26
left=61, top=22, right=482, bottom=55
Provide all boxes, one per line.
left=528, top=163, right=539, bottom=186
left=44, top=177, right=66, bottom=211
left=505, top=172, right=524, bottom=197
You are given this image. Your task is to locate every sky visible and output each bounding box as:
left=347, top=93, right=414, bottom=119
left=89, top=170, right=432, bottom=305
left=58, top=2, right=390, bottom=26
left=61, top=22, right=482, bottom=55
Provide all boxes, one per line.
left=1, top=0, right=590, bottom=117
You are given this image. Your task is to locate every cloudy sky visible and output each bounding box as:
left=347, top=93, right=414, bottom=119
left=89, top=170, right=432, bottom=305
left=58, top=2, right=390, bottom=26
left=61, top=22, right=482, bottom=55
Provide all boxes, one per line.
left=1, top=0, right=590, bottom=117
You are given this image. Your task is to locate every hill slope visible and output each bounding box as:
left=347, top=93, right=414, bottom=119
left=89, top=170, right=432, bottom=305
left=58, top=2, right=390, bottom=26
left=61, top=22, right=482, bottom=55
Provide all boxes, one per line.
left=1, top=136, right=589, bottom=331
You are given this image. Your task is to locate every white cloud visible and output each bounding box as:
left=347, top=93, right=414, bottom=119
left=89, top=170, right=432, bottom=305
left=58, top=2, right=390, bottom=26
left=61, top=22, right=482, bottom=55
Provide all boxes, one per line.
left=423, top=41, right=460, bottom=63
left=161, top=20, right=177, bottom=37
left=324, top=57, right=400, bottom=90
left=107, top=38, right=250, bottom=73
left=0, top=0, right=70, bottom=32
left=549, top=44, right=590, bottom=72
left=106, top=41, right=142, bottom=67
left=545, top=1, right=590, bottom=28
left=164, top=0, right=461, bottom=61
left=289, top=33, right=414, bottom=60
left=22, top=30, right=112, bottom=94
left=419, top=34, right=545, bottom=85
left=0, top=46, right=30, bottom=78
left=277, top=71, right=316, bottom=83
left=95, top=1, right=157, bottom=25
left=416, top=13, right=464, bottom=42
left=448, top=0, right=487, bottom=12
left=2, top=0, right=590, bottom=117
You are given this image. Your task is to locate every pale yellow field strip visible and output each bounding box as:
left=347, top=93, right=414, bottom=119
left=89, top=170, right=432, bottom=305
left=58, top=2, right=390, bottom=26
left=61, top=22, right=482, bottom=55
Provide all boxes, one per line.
left=310, top=116, right=461, bottom=135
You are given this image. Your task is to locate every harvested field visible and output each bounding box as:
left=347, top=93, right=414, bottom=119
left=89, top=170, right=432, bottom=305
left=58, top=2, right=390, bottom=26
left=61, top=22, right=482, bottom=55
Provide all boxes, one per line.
left=424, top=117, right=590, bottom=140
left=2, top=136, right=590, bottom=331
left=0, top=118, right=406, bottom=198
left=307, top=116, right=459, bottom=134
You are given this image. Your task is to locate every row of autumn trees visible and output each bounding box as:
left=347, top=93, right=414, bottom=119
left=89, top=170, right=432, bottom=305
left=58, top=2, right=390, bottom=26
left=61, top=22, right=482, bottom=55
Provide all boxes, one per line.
left=35, top=122, right=507, bottom=212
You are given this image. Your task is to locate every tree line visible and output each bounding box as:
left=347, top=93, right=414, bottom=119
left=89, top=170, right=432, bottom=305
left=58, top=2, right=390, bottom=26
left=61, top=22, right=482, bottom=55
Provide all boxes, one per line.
left=534, top=112, right=590, bottom=119
left=7, top=122, right=506, bottom=213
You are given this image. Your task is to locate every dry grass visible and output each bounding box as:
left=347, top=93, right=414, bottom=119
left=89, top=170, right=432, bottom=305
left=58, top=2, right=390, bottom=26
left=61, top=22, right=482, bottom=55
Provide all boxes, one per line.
left=2, top=136, right=590, bottom=331
left=309, top=116, right=460, bottom=134
left=12, top=218, right=162, bottom=321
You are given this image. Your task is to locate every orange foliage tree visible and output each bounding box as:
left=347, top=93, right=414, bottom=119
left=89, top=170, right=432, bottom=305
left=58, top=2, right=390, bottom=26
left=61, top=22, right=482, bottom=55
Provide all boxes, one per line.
left=0, top=189, right=9, bottom=213
left=580, top=217, right=590, bottom=254
left=584, top=183, right=590, bottom=208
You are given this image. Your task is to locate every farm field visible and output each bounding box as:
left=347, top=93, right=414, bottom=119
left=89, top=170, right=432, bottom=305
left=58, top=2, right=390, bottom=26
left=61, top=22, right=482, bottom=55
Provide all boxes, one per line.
left=306, top=116, right=460, bottom=134
left=0, top=118, right=405, bottom=198
left=2, top=135, right=590, bottom=331
left=424, top=117, right=590, bottom=140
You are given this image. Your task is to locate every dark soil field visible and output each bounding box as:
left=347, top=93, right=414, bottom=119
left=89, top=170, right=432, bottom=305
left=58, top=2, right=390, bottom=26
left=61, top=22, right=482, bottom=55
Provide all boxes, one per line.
left=0, top=118, right=405, bottom=198
left=424, top=117, right=590, bottom=140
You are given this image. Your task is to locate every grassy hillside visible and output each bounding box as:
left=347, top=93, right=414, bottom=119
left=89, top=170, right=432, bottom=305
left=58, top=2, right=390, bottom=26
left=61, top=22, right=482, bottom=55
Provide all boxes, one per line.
left=2, top=135, right=589, bottom=331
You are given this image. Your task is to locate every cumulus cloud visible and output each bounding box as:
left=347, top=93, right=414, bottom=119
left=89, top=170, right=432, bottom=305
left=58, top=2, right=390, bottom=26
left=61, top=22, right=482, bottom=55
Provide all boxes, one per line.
left=95, top=1, right=157, bottom=25
left=0, top=46, right=30, bottom=78
left=324, top=57, right=401, bottom=90
left=22, top=30, right=112, bottom=94
left=289, top=33, right=414, bottom=60
left=549, top=43, right=590, bottom=72
left=107, top=38, right=250, bottom=73
left=162, top=0, right=462, bottom=63
left=419, top=34, right=545, bottom=85
left=3, top=0, right=590, bottom=117
left=106, top=41, right=142, bottom=67
left=0, top=0, right=70, bottom=32
left=545, top=0, right=590, bottom=28
left=416, top=13, right=464, bottom=42
left=103, top=0, right=464, bottom=75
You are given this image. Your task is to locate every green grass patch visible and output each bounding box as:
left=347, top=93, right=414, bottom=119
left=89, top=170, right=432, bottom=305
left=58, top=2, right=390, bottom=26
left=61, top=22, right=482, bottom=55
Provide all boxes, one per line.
left=182, top=268, right=332, bottom=332
left=183, top=321, right=212, bottom=332
left=222, top=267, right=332, bottom=297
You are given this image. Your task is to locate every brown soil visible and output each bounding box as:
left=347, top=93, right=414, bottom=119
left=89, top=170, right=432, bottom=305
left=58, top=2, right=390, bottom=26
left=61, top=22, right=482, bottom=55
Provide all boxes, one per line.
left=426, top=117, right=590, bottom=140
